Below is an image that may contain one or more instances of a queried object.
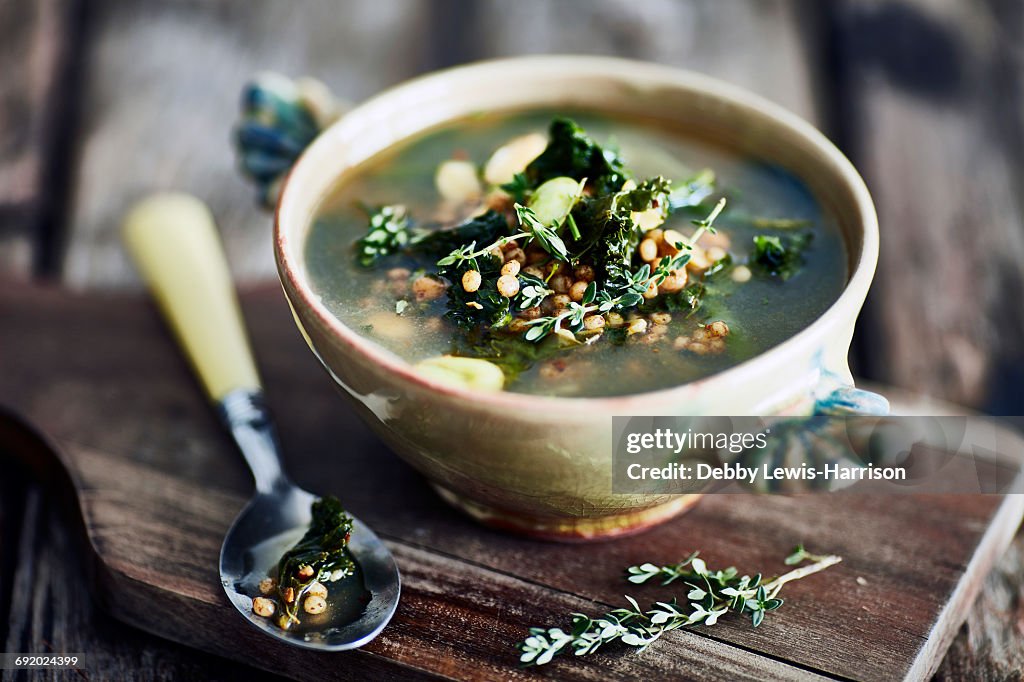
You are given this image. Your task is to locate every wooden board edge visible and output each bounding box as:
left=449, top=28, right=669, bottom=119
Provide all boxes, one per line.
left=905, top=490, right=1024, bottom=681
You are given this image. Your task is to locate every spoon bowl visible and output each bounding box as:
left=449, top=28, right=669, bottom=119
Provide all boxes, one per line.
left=220, top=488, right=400, bottom=650
left=123, top=193, right=400, bottom=651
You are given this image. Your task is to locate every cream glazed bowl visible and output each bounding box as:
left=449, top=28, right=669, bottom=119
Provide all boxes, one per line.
left=265, top=56, right=888, bottom=541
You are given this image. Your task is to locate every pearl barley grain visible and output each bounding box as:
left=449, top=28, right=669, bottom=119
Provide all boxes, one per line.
left=550, top=274, right=572, bottom=294
left=639, top=238, right=658, bottom=262
left=462, top=269, right=482, bottom=293
left=573, top=264, right=595, bottom=282
left=658, top=270, right=687, bottom=294
left=505, top=248, right=527, bottom=265
left=307, top=581, right=328, bottom=599
left=304, top=595, right=327, bottom=615
left=731, top=265, right=752, bottom=283
left=569, top=280, right=589, bottom=302
left=252, top=597, right=275, bottom=618
left=497, top=274, right=520, bottom=298
left=628, top=319, right=648, bottom=335
left=650, top=312, right=672, bottom=325
left=412, top=276, right=446, bottom=302
left=258, top=578, right=275, bottom=595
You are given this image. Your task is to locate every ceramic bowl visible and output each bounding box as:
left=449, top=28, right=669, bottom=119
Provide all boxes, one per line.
left=265, top=56, right=887, bottom=540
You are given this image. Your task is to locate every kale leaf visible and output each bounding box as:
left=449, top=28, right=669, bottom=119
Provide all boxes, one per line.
left=411, top=210, right=509, bottom=258
left=436, top=252, right=511, bottom=331
left=525, top=118, right=629, bottom=195
left=275, top=496, right=355, bottom=629
left=751, top=232, right=812, bottom=280
left=574, top=176, right=673, bottom=287
left=449, top=329, right=569, bottom=383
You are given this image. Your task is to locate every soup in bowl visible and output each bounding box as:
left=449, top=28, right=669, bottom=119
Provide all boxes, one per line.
left=264, top=57, right=886, bottom=540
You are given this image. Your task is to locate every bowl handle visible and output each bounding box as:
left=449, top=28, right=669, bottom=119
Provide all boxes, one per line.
left=233, top=73, right=346, bottom=208
left=813, top=373, right=890, bottom=416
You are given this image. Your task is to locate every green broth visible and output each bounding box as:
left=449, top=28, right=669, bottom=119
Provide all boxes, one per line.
left=305, top=110, right=846, bottom=397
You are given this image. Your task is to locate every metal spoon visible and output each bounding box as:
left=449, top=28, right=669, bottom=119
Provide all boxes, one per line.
left=123, top=193, right=400, bottom=650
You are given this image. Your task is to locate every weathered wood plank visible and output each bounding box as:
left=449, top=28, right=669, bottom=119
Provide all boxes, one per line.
left=1, top=483, right=286, bottom=682
left=0, top=0, right=76, bottom=277
left=61, top=444, right=828, bottom=681
left=474, top=0, right=822, bottom=124
left=0, top=467, right=26, bottom=655
left=60, top=0, right=429, bottom=289
left=833, top=0, right=1024, bottom=411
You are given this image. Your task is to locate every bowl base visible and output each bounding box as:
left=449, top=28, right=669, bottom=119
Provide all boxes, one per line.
left=430, top=484, right=702, bottom=542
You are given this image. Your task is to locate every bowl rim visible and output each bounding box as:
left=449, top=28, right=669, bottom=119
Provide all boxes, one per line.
left=275, top=55, right=878, bottom=415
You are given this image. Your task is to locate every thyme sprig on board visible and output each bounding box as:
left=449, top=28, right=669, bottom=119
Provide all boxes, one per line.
left=517, top=546, right=841, bottom=667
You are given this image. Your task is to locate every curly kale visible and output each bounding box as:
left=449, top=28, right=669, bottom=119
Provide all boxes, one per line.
left=574, top=176, right=673, bottom=288
left=275, top=496, right=355, bottom=629
left=752, top=232, right=812, bottom=281
left=525, top=117, right=630, bottom=195
left=437, top=251, right=511, bottom=331
left=449, top=327, right=569, bottom=383
left=411, top=211, right=509, bottom=258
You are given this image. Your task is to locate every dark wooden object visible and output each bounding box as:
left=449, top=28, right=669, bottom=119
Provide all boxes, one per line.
left=832, top=0, right=1024, bottom=410
left=0, top=0, right=79, bottom=278
left=1, top=283, right=1022, bottom=682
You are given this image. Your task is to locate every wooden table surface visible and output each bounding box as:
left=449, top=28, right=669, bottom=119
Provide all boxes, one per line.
left=1, top=1, right=1022, bottom=679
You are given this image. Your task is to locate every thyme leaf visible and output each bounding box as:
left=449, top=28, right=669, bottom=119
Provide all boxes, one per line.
left=500, top=172, right=531, bottom=203
left=514, top=204, right=571, bottom=262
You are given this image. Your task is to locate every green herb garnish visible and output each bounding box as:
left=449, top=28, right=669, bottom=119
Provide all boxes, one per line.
left=524, top=117, right=630, bottom=195
left=349, top=117, right=819, bottom=384
left=500, top=172, right=531, bottom=203
left=449, top=328, right=570, bottom=383
left=411, top=210, right=509, bottom=258
left=355, top=205, right=412, bottom=267
left=751, top=232, right=812, bottom=280
left=274, top=496, right=355, bottom=629
left=520, top=199, right=726, bottom=343
left=517, top=547, right=841, bottom=666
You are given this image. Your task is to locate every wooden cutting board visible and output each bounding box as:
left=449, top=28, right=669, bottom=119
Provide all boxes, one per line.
left=1, top=282, right=1021, bottom=682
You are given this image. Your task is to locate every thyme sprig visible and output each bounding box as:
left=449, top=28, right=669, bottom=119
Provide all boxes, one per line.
left=435, top=203, right=571, bottom=273
left=519, top=198, right=727, bottom=343
left=355, top=204, right=412, bottom=267
left=517, top=547, right=841, bottom=667
left=436, top=232, right=531, bottom=270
